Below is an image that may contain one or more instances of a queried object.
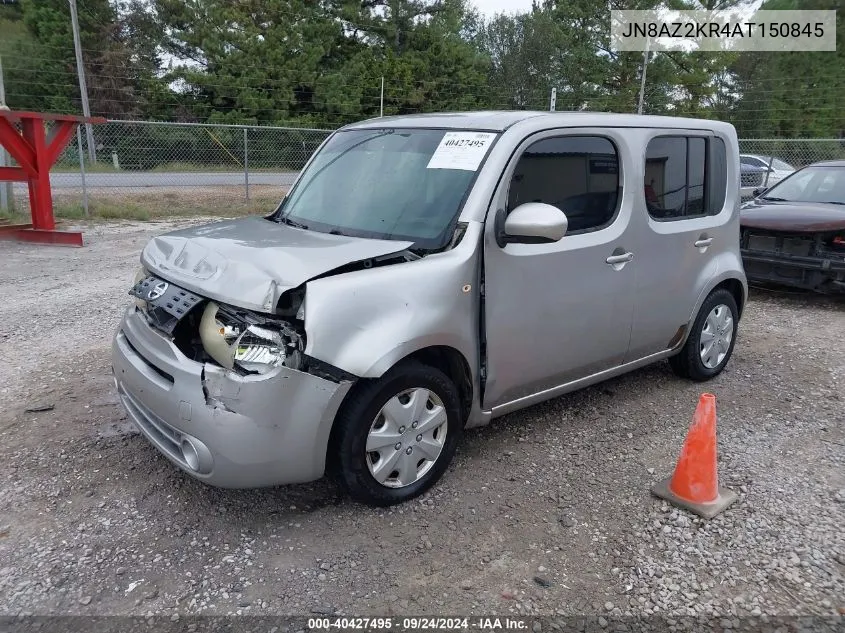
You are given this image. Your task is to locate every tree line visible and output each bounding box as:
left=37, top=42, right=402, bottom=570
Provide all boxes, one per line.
left=0, top=0, right=843, bottom=138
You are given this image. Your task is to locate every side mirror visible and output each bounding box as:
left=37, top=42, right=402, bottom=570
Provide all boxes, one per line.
left=495, top=202, right=568, bottom=248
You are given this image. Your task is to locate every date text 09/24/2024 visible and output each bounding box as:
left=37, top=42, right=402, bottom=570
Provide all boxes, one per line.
left=307, top=617, right=530, bottom=631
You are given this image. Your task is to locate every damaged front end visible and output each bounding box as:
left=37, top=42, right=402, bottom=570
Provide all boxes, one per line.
left=198, top=301, right=304, bottom=375
left=740, top=228, right=845, bottom=292
left=131, top=270, right=352, bottom=383
left=135, top=274, right=306, bottom=376
left=115, top=273, right=355, bottom=487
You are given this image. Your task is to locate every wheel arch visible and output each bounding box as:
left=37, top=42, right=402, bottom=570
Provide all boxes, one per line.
left=713, top=277, right=746, bottom=319
left=400, top=346, right=474, bottom=424
left=325, top=345, right=474, bottom=470
left=678, top=272, right=747, bottom=351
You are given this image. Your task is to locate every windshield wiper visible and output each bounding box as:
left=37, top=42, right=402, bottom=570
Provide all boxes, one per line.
left=761, top=196, right=789, bottom=202
left=279, top=216, right=310, bottom=230
left=821, top=201, right=845, bottom=205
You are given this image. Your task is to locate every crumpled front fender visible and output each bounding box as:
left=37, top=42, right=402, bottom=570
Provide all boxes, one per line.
left=301, top=224, right=483, bottom=380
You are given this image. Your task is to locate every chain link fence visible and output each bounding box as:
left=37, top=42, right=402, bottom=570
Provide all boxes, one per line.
left=737, top=138, right=845, bottom=200
left=3, top=120, right=332, bottom=220
left=3, top=121, right=845, bottom=220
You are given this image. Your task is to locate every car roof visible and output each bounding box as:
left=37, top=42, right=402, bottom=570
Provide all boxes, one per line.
left=811, top=159, right=845, bottom=167
left=340, top=110, right=736, bottom=133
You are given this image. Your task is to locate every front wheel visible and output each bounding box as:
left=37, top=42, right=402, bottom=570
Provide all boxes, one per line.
left=669, top=288, right=739, bottom=381
left=329, top=361, right=463, bottom=506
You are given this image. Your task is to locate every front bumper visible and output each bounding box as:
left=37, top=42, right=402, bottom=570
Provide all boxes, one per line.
left=111, top=307, right=353, bottom=488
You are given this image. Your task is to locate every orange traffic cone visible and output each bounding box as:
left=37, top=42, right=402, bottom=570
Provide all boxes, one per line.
left=651, top=393, right=738, bottom=519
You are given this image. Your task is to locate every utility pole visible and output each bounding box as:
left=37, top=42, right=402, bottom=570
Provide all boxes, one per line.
left=0, top=54, right=14, bottom=213
left=637, top=38, right=650, bottom=115
left=380, top=77, right=384, bottom=117
left=69, top=0, right=96, bottom=162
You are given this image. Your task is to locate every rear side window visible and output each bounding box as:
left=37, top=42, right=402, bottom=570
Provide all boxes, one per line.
left=507, top=136, right=620, bottom=234
left=644, top=135, right=727, bottom=220
left=709, top=138, right=727, bottom=213
left=687, top=138, right=706, bottom=215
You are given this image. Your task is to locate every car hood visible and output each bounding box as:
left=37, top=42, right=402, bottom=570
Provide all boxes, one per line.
left=140, top=216, right=414, bottom=312
left=740, top=200, right=845, bottom=232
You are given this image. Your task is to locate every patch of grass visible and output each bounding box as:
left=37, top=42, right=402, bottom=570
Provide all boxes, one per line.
left=1, top=189, right=284, bottom=224
left=149, top=161, right=242, bottom=173
left=52, top=162, right=124, bottom=174
left=0, top=202, right=151, bottom=222
left=56, top=201, right=152, bottom=221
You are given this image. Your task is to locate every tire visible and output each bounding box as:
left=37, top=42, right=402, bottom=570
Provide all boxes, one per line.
left=329, top=360, right=463, bottom=506
left=669, top=288, right=739, bottom=382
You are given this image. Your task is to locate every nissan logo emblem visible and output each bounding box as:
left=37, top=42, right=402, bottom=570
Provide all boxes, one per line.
left=147, top=281, right=169, bottom=301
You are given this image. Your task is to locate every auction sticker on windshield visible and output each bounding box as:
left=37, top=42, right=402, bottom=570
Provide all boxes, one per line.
left=427, top=132, right=497, bottom=171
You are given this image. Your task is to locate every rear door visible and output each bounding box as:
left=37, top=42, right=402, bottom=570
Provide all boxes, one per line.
left=626, top=132, right=729, bottom=361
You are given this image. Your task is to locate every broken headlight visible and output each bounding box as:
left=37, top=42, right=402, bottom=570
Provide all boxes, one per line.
left=199, top=301, right=302, bottom=374
left=231, top=325, right=285, bottom=374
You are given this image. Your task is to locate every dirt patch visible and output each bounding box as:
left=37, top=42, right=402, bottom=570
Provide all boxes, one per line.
left=0, top=221, right=843, bottom=618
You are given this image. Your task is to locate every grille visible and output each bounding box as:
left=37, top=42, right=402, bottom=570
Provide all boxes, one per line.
left=747, top=235, right=777, bottom=252
left=782, top=238, right=813, bottom=256
left=746, top=233, right=813, bottom=257
left=741, top=171, right=765, bottom=187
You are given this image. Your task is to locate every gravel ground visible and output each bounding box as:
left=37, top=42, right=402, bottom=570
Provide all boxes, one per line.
left=0, top=219, right=843, bottom=619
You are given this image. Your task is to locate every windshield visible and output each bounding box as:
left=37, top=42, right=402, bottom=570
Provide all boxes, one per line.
left=275, top=128, right=498, bottom=246
left=761, top=166, right=845, bottom=204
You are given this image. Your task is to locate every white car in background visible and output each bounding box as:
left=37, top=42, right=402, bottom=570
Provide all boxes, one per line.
left=740, top=154, right=796, bottom=188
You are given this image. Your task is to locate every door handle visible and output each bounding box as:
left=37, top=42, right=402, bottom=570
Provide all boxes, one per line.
left=606, top=252, right=634, bottom=265
left=694, top=237, right=713, bottom=248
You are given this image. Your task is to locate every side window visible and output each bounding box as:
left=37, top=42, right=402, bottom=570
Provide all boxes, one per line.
left=507, top=136, right=620, bottom=234
left=645, top=135, right=724, bottom=220
left=644, top=137, right=687, bottom=218
left=687, top=138, right=706, bottom=215
left=709, top=138, right=727, bottom=214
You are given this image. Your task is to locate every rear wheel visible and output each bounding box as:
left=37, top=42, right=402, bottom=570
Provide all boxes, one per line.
left=330, top=361, right=463, bottom=506
left=669, top=288, right=739, bottom=381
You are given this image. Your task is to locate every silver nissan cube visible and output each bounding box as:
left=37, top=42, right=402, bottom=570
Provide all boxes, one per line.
left=112, top=111, right=747, bottom=506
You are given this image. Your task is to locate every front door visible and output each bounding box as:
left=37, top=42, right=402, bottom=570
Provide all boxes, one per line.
left=482, top=130, right=637, bottom=410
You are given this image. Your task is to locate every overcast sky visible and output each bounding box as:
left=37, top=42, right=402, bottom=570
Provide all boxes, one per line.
left=471, top=0, right=535, bottom=17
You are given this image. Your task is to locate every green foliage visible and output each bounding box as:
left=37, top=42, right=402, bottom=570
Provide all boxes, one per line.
left=152, top=0, right=490, bottom=126
left=1, top=0, right=172, bottom=118
left=0, top=6, right=77, bottom=112
left=1, top=0, right=842, bottom=137
left=729, top=0, right=844, bottom=137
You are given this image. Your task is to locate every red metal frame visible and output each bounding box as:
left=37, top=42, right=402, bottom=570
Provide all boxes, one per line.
left=0, top=110, right=106, bottom=247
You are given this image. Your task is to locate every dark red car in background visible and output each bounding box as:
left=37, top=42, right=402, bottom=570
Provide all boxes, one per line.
left=740, top=160, right=845, bottom=293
